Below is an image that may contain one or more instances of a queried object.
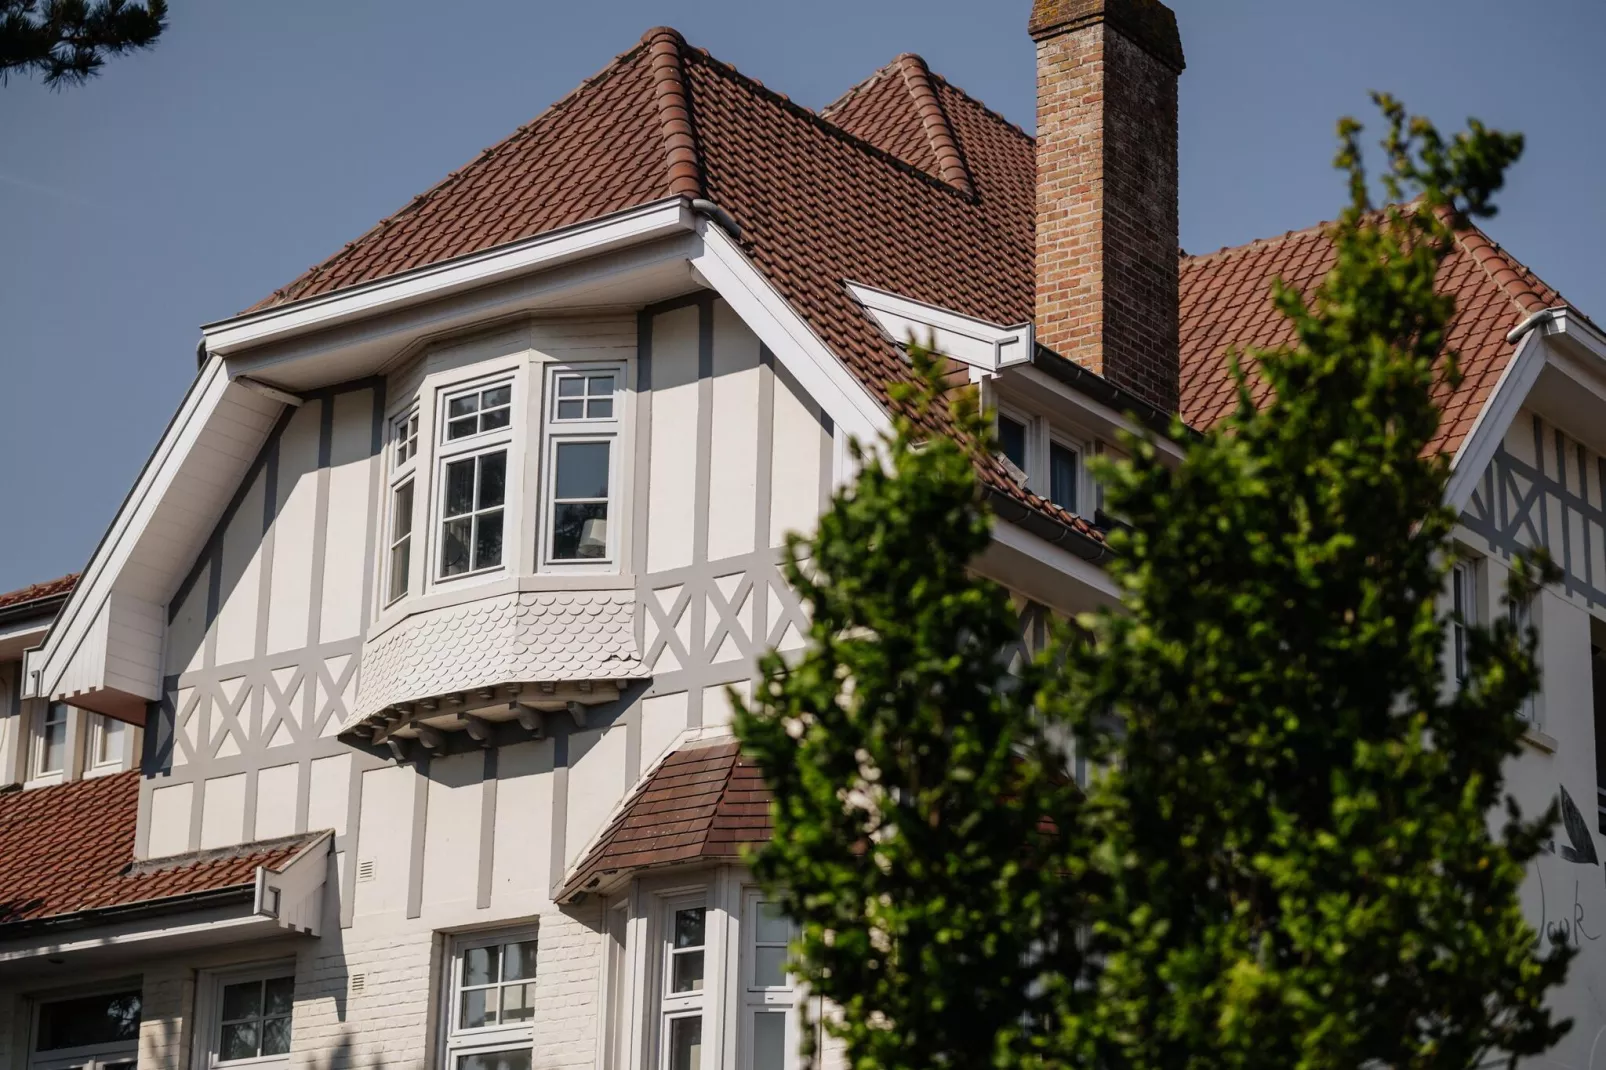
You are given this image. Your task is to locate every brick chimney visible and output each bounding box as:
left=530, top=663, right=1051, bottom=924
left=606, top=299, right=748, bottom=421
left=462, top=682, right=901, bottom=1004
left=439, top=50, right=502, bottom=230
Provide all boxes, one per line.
left=1030, top=0, right=1184, bottom=413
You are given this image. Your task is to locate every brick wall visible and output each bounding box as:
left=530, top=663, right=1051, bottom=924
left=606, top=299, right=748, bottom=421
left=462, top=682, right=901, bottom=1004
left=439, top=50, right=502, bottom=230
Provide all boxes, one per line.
left=1031, top=1, right=1183, bottom=413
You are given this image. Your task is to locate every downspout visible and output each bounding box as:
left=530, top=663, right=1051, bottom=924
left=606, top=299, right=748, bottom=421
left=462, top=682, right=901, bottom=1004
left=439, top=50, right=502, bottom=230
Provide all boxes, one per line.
left=1505, top=307, right=1565, bottom=345
left=690, top=199, right=742, bottom=240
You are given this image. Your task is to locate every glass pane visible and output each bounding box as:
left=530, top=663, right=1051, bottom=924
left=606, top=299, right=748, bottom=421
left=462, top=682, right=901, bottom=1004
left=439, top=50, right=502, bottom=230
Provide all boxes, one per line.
left=587, top=374, right=615, bottom=397
left=1049, top=443, right=1078, bottom=512
left=449, top=415, right=479, bottom=440
left=998, top=416, right=1027, bottom=472
left=550, top=502, right=607, bottom=561
left=40, top=716, right=65, bottom=774
left=264, top=976, right=295, bottom=1016
left=478, top=451, right=507, bottom=509
left=674, top=907, right=706, bottom=949
left=262, top=1015, right=293, bottom=1057
left=441, top=517, right=473, bottom=577
left=554, top=442, right=610, bottom=500
left=445, top=458, right=477, bottom=516
left=753, top=946, right=788, bottom=988
left=36, top=992, right=142, bottom=1050
left=481, top=407, right=510, bottom=432
left=557, top=376, right=584, bottom=397
left=669, top=1016, right=703, bottom=1070
left=556, top=399, right=584, bottom=420
left=586, top=397, right=613, bottom=419
left=389, top=537, right=412, bottom=602
left=500, top=982, right=534, bottom=1022
left=220, top=1022, right=259, bottom=1062
left=392, top=482, right=414, bottom=539
left=463, top=945, right=498, bottom=986
left=503, top=939, right=538, bottom=981
left=752, top=1012, right=786, bottom=1070
left=753, top=901, right=790, bottom=944
left=482, top=385, right=511, bottom=409
left=474, top=510, right=504, bottom=571
left=457, top=1049, right=534, bottom=1070
left=460, top=988, right=494, bottom=1030
left=449, top=394, right=481, bottom=418
left=672, top=950, right=705, bottom=993
left=95, top=716, right=125, bottom=765
left=220, top=980, right=262, bottom=1022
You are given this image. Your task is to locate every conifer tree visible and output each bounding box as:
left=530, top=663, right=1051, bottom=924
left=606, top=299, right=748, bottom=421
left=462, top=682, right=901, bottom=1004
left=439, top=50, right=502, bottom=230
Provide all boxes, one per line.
left=2, top=0, right=166, bottom=87
left=736, top=96, right=1569, bottom=1070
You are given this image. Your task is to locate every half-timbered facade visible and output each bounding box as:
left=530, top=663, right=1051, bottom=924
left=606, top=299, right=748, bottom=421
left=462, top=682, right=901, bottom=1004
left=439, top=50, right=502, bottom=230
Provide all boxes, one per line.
left=3, top=3, right=1605, bottom=1070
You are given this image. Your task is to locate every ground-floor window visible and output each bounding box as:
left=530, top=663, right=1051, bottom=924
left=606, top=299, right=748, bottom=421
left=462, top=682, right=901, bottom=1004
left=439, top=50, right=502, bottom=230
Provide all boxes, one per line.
left=198, top=964, right=296, bottom=1069
left=442, top=926, right=540, bottom=1070
left=28, top=987, right=141, bottom=1070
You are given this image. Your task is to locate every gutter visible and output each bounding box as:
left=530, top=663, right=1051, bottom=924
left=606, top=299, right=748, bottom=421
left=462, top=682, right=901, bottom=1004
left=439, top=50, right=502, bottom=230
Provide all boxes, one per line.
left=1505, top=306, right=1565, bottom=345
left=984, top=486, right=1111, bottom=564
left=690, top=199, right=742, bottom=240
left=0, top=885, right=254, bottom=941
left=0, top=594, right=70, bottom=630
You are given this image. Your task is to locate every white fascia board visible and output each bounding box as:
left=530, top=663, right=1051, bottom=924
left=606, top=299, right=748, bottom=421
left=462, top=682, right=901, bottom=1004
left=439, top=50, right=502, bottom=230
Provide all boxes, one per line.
left=846, top=281, right=1034, bottom=373
left=1010, top=364, right=1187, bottom=462
left=0, top=901, right=280, bottom=968
left=691, top=223, right=887, bottom=445
left=254, top=831, right=331, bottom=936
left=203, top=198, right=698, bottom=356
left=25, top=358, right=231, bottom=700
left=988, top=516, right=1121, bottom=602
left=1444, top=326, right=1550, bottom=512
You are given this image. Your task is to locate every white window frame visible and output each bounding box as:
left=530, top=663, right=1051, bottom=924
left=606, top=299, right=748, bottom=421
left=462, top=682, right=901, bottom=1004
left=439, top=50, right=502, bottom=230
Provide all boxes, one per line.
left=995, top=407, right=1031, bottom=482
left=1045, top=430, right=1087, bottom=516
left=738, top=889, right=801, bottom=1070
left=385, top=403, right=422, bottom=605
left=30, top=701, right=69, bottom=783
left=193, top=962, right=296, bottom=1070
left=1450, top=558, right=1479, bottom=685
left=27, top=984, right=142, bottom=1070
left=393, top=406, right=421, bottom=469
left=658, top=893, right=710, bottom=1070
left=435, top=375, right=517, bottom=583
left=439, top=926, right=540, bottom=1070
left=538, top=363, right=626, bottom=573
left=85, top=714, right=128, bottom=775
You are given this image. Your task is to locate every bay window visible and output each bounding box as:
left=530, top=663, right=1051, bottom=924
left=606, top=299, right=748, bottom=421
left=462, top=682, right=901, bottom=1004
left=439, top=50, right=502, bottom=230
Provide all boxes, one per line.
left=740, top=891, right=799, bottom=1070
left=662, top=901, right=708, bottom=1070
left=541, top=366, right=622, bottom=567
left=437, top=379, right=514, bottom=580
left=388, top=406, right=420, bottom=602
left=443, top=927, right=539, bottom=1070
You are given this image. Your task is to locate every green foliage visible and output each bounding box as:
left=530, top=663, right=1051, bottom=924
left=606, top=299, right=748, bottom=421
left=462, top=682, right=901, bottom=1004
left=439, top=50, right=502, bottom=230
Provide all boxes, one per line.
left=737, top=92, right=1569, bottom=1070
left=1, top=0, right=166, bottom=87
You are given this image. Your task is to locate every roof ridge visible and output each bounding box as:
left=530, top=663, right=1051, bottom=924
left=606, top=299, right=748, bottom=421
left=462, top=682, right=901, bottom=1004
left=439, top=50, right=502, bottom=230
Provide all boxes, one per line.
left=679, top=44, right=973, bottom=203
left=1451, top=223, right=1554, bottom=318
left=922, top=67, right=1036, bottom=146
left=1181, top=216, right=1338, bottom=267
left=893, top=53, right=975, bottom=197
left=259, top=35, right=657, bottom=309
left=643, top=27, right=706, bottom=200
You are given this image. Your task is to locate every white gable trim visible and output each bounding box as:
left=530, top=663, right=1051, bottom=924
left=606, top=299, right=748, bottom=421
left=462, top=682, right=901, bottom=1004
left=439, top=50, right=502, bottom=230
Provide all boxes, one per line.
left=846, top=281, right=1033, bottom=376
left=1445, top=326, right=1547, bottom=511
left=203, top=198, right=698, bottom=357
left=690, top=223, right=887, bottom=447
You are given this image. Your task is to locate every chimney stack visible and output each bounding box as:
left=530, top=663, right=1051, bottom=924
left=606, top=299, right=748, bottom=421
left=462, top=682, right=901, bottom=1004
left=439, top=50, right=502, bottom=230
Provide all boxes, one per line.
left=1030, top=0, right=1184, bottom=413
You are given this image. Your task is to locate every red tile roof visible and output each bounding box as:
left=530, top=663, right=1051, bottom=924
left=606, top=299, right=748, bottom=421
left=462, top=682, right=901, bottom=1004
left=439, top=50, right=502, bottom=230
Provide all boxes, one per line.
left=559, top=740, right=771, bottom=901
left=0, top=573, right=77, bottom=612
left=257, top=25, right=1587, bottom=515
left=0, top=771, right=313, bottom=930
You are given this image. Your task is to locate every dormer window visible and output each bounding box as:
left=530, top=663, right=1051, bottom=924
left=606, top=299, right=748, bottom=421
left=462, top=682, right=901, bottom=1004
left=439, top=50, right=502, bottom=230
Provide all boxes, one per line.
left=1049, top=440, right=1079, bottom=513
left=32, top=701, right=68, bottom=779
left=541, top=365, right=623, bottom=567
left=997, top=412, right=1028, bottom=474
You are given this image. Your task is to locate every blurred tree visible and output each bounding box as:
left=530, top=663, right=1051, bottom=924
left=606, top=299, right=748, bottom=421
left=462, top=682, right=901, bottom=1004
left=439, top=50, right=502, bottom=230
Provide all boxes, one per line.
left=2, top=0, right=166, bottom=87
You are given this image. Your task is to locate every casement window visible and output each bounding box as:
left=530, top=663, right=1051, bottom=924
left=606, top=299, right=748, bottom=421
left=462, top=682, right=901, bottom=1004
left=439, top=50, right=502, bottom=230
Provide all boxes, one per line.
left=87, top=714, right=126, bottom=773
left=32, top=702, right=68, bottom=779
left=387, top=406, right=421, bottom=603
left=1048, top=439, right=1080, bottom=514
left=1450, top=560, right=1478, bottom=684
left=437, top=380, right=514, bottom=580
left=739, top=891, right=800, bottom=1070
left=997, top=412, right=1028, bottom=475
left=27, top=988, right=140, bottom=1070
left=541, top=366, right=623, bottom=567
left=442, top=928, right=539, bottom=1070
left=204, top=970, right=295, bottom=1066
left=661, top=899, right=708, bottom=1070
left=394, top=408, right=420, bottom=466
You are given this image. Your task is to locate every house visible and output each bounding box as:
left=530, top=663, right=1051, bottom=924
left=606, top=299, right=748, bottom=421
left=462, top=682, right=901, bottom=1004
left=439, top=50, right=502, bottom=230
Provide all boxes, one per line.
left=3, top=1, right=1605, bottom=1069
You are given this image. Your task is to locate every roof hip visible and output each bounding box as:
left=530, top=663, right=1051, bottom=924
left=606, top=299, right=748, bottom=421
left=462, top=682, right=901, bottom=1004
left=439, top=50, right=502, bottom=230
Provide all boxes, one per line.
left=893, top=53, right=975, bottom=197
left=643, top=27, right=706, bottom=201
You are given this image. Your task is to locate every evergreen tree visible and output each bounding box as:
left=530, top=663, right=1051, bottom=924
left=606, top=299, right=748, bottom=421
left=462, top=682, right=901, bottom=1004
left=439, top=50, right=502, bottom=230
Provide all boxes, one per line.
left=2, top=0, right=166, bottom=87
left=735, top=96, right=1569, bottom=1070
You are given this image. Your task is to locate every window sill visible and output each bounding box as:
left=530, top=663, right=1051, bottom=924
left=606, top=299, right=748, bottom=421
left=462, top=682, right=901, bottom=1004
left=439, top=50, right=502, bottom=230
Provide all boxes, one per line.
left=1520, top=726, right=1558, bottom=754
left=22, top=772, right=65, bottom=791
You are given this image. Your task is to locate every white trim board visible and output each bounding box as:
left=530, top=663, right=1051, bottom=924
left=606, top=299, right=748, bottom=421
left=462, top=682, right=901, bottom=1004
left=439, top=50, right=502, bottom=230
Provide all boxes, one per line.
left=846, top=281, right=1033, bottom=375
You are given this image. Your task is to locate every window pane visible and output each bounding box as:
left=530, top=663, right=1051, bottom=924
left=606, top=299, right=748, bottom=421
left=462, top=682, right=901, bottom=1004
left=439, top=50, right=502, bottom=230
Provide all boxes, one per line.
left=449, top=415, right=479, bottom=440
left=672, top=950, right=705, bottom=993
left=554, top=442, right=610, bottom=500
left=390, top=537, right=412, bottom=602
left=752, top=1012, right=787, bottom=1070
left=463, top=945, right=497, bottom=986
left=445, top=459, right=477, bottom=516
left=393, top=482, right=414, bottom=540
left=221, top=980, right=262, bottom=1022
left=587, top=375, right=614, bottom=397
left=481, top=407, right=511, bottom=432
left=482, top=385, right=511, bottom=409
left=264, top=976, right=295, bottom=1016
left=753, top=946, right=788, bottom=988
left=550, top=503, right=607, bottom=561
left=1049, top=442, right=1078, bottom=512
left=95, top=715, right=125, bottom=766
left=460, top=988, right=494, bottom=1030
left=500, top=982, right=535, bottom=1022
left=441, top=517, right=473, bottom=577
left=478, top=452, right=507, bottom=509
left=39, top=706, right=67, bottom=774
left=557, top=399, right=584, bottom=420
left=669, top=1016, right=703, bottom=1070
left=557, top=376, right=584, bottom=397
left=586, top=397, right=613, bottom=419
left=449, top=394, right=481, bottom=418
left=36, top=992, right=141, bottom=1050
left=753, top=901, right=790, bottom=944
left=220, top=1022, right=259, bottom=1062
left=674, top=907, right=706, bottom=949
left=503, top=939, right=538, bottom=981
left=457, top=1050, right=533, bottom=1070
left=474, top=510, right=505, bottom=571
left=262, top=1016, right=293, bottom=1057
left=998, top=416, right=1027, bottom=472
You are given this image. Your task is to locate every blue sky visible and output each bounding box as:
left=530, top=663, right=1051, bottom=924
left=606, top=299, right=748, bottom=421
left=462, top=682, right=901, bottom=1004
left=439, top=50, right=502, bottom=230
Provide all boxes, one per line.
left=2, top=0, right=1601, bottom=593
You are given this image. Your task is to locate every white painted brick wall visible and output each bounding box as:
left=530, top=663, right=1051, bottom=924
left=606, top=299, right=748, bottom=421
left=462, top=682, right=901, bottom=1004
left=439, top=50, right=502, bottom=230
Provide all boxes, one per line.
left=139, top=966, right=196, bottom=1070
